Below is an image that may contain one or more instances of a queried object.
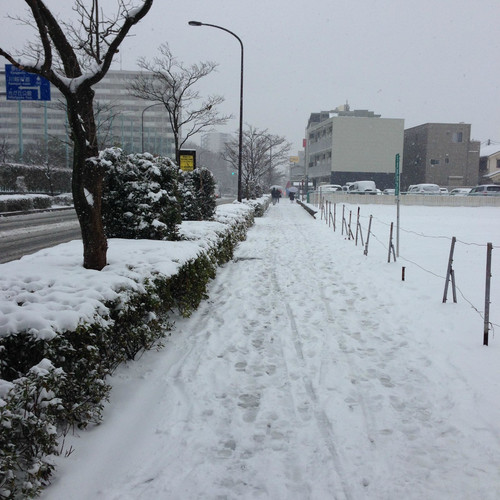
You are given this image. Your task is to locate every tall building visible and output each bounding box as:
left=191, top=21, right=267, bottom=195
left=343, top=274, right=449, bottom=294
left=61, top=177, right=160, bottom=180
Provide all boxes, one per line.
left=0, top=69, right=175, bottom=165
left=403, top=123, right=480, bottom=188
left=305, top=106, right=404, bottom=190
left=200, top=132, right=232, bottom=154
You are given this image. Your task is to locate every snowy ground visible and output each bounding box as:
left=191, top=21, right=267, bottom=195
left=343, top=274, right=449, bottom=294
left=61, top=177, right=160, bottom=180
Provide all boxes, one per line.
left=26, top=200, right=500, bottom=499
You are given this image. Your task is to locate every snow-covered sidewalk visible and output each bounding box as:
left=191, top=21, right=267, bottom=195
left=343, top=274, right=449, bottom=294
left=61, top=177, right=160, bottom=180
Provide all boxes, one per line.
left=41, top=201, right=500, bottom=500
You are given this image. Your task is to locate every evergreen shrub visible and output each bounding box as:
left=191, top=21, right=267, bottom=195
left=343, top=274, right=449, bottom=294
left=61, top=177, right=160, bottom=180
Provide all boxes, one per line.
left=179, top=167, right=217, bottom=221
left=101, top=149, right=182, bottom=241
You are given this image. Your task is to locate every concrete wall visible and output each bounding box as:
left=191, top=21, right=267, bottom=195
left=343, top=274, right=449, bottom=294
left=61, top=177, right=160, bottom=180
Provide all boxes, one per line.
left=309, top=192, right=500, bottom=207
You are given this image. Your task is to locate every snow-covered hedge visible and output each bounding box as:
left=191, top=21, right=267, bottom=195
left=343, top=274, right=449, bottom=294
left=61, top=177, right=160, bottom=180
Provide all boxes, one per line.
left=0, top=194, right=52, bottom=213
left=0, top=198, right=267, bottom=499
left=0, top=163, right=72, bottom=194
left=101, top=148, right=218, bottom=242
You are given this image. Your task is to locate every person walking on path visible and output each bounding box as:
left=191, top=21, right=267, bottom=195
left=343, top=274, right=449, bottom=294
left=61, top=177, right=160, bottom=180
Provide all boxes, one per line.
left=271, top=188, right=280, bottom=205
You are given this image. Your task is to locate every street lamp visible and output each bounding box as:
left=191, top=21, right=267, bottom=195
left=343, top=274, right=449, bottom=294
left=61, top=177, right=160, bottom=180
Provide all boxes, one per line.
left=141, top=102, right=163, bottom=153
left=189, top=20, right=244, bottom=202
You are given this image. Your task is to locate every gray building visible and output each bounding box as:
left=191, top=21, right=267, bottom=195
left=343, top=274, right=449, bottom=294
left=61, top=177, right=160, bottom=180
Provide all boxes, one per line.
left=200, top=132, right=232, bottom=155
left=305, top=106, right=404, bottom=190
left=0, top=69, right=175, bottom=165
left=402, top=123, right=480, bottom=189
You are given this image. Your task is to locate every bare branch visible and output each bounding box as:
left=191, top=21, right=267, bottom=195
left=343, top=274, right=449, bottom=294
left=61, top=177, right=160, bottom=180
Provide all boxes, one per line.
left=128, top=43, right=232, bottom=156
left=222, top=125, right=291, bottom=198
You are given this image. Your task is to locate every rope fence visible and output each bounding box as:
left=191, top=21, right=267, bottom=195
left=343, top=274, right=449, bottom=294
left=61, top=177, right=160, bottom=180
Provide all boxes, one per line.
left=316, top=197, right=498, bottom=345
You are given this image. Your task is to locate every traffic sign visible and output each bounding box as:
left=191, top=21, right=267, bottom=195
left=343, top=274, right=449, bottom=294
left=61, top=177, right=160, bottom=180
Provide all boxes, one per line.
left=5, top=64, right=51, bottom=101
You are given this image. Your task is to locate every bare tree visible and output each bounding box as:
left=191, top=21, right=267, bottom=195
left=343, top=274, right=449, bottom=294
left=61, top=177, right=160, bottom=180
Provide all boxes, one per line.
left=223, top=126, right=290, bottom=199
left=128, top=43, right=232, bottom=160
left=0, top=0, right=153, bottom=270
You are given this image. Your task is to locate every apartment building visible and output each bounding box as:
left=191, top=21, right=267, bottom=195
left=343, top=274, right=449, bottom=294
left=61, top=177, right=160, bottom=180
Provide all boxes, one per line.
left=305, top=106, right=404, bottom=190
left=402, top=123, right=480, bottom=189
left=0, top=69, right=175, bottom=165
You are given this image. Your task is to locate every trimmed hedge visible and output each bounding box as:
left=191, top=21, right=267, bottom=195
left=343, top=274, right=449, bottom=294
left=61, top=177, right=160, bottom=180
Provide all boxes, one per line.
left=0, top=164, right=72, bottom=194
left=0, top=195, right=52, bottom=213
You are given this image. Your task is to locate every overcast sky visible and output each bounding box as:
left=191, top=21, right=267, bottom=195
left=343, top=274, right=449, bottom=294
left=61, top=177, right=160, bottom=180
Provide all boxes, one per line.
left=1, top=0, right=499, bottom=153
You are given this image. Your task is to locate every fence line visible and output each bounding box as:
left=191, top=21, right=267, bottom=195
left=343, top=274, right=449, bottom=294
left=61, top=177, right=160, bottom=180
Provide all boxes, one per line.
left=315, top=198, right=498, bottom=341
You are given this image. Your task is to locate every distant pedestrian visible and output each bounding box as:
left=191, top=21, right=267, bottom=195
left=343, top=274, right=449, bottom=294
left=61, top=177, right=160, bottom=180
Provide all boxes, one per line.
left=289, top=191, right=295, bottom=202
left=271, top=188, right=279, bottom=205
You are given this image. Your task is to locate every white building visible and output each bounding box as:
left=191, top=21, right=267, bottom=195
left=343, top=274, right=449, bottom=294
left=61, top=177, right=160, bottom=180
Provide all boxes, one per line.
left=480, top=141, right=500, bottom=184
left=0, top=69, right=175, bottom=164
left=305, top=106, right=404, bottom=190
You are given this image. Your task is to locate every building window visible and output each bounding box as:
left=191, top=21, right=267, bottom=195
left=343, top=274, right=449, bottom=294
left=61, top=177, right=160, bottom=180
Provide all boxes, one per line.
left=496, top=159, right=500, bottom=169
left=452, top=132, right=463, bottom=143
left=445, top=157, right=450, bottom=164
left=430, top=159, right=440, bottom=165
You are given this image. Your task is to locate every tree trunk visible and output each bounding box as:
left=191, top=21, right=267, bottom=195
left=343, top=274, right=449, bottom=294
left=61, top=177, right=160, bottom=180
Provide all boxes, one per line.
left=68, top=88, right=108, bottom=270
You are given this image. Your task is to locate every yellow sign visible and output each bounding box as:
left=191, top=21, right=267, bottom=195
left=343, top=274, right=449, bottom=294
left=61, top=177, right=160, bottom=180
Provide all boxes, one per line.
left=289, top=156, right=299, bottom=163
left=178, top=150, right=196, bottom=171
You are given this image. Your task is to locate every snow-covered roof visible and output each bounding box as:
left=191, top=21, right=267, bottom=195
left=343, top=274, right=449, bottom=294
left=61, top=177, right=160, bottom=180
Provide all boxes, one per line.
left=480, top=143, right=500, bottom=157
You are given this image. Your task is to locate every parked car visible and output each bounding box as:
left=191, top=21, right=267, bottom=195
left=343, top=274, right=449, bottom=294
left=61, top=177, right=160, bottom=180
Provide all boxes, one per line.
left=468, top=185, right=500, bottom=196
left=439, top=187, right=449, bottom=195
left=449, top=188, right=471, bottom=196
left=348, top=180, right=377, bottom=194
left=383, top=189, right=395, bottom=195
left=317, top=184, right=342, bottom=192
left=407, top=183, right=441, bottom=194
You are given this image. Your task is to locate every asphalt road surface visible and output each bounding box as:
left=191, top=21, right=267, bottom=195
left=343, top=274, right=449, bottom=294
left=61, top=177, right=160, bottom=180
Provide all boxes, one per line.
left=0, top=208, right=81, bottom=264
left=0, top=198, right=236, bottom=264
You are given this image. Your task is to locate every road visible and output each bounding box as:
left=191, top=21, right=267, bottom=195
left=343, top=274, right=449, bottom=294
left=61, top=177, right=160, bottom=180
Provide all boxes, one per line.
left=0, top=198, right=237, bottom=264
left=0, top=208, right=81, bottom=264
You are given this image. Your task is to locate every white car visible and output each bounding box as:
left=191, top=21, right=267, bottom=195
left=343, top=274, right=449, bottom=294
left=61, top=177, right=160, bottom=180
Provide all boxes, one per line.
left=318, top=184, right=342, bottom=192
left=449, top=188, right=471, bottom=196
left=439, top=187, right=449, bottom=195
left=348, top=180, right=377, bottom=194
left=468, top=185, right=500, bottom=196
left=407, top=183, right=441, bottom=194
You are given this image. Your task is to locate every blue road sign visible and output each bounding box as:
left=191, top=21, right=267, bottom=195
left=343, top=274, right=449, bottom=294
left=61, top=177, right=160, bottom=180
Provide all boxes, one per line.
left=5, top=64, right=51, bottom=101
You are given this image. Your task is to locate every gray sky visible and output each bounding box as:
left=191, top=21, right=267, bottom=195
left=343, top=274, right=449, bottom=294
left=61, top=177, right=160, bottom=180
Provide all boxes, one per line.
left=1, top=0, right=499, bottom=153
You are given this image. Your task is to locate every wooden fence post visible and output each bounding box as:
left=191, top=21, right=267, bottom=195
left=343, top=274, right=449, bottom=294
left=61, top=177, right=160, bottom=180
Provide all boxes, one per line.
left=387, top=222, right=396, bottom=262
left=443, top=237, right=457, bottom=303
left=484, top=243, right=493, bottom=346
left=364, top=215, right=372, bottom=256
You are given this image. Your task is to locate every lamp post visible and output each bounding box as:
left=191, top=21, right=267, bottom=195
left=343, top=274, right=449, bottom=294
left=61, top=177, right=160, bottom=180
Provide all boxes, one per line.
left=189, top=20, right=244, bottom=202
left=141, top=102, right=163, bottom=153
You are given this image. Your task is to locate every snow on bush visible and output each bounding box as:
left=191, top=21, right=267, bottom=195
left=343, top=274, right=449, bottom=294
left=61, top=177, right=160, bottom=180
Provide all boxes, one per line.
left=101, top=149, right=182, bottom=241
